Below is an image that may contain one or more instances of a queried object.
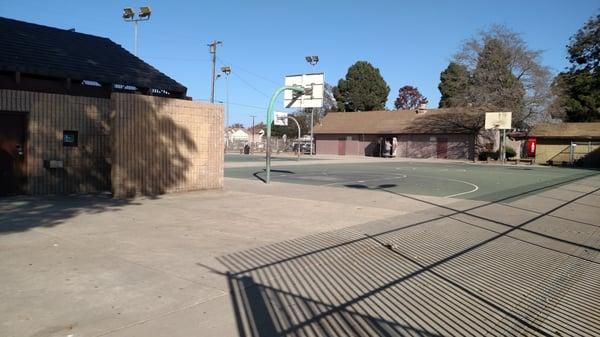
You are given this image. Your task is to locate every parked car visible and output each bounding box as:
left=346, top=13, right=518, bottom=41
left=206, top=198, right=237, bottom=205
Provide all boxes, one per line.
left=293, top=143, right=312, bottom=154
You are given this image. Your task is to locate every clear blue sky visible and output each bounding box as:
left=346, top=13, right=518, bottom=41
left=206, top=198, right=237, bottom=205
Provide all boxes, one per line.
left=2, top=0, right=597, bottom=126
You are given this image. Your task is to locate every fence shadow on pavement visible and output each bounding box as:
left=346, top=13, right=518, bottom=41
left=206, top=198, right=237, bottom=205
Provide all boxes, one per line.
left=208, top=173, right=600, bottom=337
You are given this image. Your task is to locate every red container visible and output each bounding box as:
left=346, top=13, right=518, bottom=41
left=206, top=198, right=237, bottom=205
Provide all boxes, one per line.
left=526, top=137, right=537, bottom=157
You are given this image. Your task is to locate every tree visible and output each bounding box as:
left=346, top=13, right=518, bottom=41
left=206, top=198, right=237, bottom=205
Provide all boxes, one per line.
left=438, top=62, right=470, bottom=108
left=394, top=86, right=428, bottom=110
left=333, top=61, right=390, bottom=111
left=452, top=24, right=552, bottom=126
left=228, top=123, right=244, bottom=129
left=470, top=38, right=525, bottom=115
left=552, top=13, right=600, bottom=122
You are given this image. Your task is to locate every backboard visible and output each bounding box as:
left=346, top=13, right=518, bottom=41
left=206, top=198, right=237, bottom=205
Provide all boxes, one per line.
left=485, top=112, right=512, bottom=129
left=284, top=73, right=324, bottom=108
left=274, top=111, right=288, bottom=126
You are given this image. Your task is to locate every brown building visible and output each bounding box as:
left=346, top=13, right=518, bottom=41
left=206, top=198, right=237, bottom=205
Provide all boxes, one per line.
left=0, top=17, right=223, bottom=197
left=314, top=108, right=483, bottom=160
left=529, top=123, right=600, bottom=166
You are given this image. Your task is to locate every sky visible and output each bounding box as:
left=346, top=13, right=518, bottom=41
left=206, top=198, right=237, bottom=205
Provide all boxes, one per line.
left=1, top=0, right=598, bottom=127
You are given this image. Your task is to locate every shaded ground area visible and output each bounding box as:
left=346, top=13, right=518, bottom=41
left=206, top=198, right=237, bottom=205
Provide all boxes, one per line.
left=1, top=165, right=599, bottom=337
left=226, top=161, right=598, bottom=201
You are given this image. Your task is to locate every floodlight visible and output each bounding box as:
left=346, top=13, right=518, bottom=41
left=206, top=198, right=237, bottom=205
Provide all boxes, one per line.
left=221, top=66, right=231, bottom=74
left=139, top=6, right=152, bottom=18
left=123, top=7, right=135, bottom=19
left=305, top=55, right=319, bottom=66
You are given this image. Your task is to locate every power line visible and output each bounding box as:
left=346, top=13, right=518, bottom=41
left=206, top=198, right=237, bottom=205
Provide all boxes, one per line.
left=228, top=101, right=267, bottom=111
left=216, top=56, right=280, bottom=86
left=231, top=71, right=271, bottom=98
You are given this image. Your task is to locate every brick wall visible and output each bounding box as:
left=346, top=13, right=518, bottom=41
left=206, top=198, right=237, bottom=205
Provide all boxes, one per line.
left=111, top=93, right=223, bottom=198
left=0, top=89, right=111, bottom=194
left=0, top=90, right=223, bottom=196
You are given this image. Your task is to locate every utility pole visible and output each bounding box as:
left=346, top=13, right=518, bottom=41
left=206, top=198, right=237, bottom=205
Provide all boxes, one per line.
left=208, top=40, right=222, bottom=103
left=250, top=115, right=256, bottom=153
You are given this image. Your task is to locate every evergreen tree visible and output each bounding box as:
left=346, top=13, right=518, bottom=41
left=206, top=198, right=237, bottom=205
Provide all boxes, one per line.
left=333, top=61, right=390, bottom=111
left=554, top=13, right=600, bottom=122
left=438, top=62, right=470, bottom=108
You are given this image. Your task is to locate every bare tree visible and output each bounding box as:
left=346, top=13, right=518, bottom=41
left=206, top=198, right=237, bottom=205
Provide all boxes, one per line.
left=454, top=24, right=552, bottom=126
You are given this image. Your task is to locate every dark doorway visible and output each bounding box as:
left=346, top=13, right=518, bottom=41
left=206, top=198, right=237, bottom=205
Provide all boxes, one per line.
left=0, top=112, right=27, bottom=195
left=436, top=137, right=448, bottom=159
left=338, top=138, right=346, bottom=155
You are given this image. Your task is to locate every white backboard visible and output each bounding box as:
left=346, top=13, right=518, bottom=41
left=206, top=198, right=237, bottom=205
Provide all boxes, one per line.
left=284, top=73, right=324, bottom=108
left=485, top=112, right=512, bottom=129
left=274, top=111, right=288, bottom=126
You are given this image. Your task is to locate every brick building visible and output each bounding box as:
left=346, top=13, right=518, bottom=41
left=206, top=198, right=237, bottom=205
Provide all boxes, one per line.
left=0, top=17, right=223, bottom=197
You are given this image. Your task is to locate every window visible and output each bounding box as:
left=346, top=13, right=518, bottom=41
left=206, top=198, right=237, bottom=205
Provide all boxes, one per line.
left=63, top=130, right=78, bottom=147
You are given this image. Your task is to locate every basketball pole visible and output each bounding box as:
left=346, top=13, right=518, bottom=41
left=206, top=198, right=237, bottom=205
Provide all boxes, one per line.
left=265, top=86, right=305, bottom=184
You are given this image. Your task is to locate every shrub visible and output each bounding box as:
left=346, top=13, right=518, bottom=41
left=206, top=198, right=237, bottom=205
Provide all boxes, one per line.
left=505, top=146, right=516, bottom=159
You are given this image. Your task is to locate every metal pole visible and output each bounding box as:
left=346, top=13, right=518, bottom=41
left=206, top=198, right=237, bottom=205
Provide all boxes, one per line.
left=310, top=108, right=314, bottom=155
left=226, top=75, right=230, bottom=128
left=502, top=129, right=507, bottom=163
left=265, top=86, right=305, bottom=184
left=134, top=21, right=138, bottom=56
left=288, top=116, right=302, bottom=161
left=250, top=115, right=255, bottom=153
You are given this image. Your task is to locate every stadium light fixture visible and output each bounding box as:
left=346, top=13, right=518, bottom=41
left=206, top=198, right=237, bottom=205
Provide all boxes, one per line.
left=139, top=6, right=152, bottom=18
left=122, top=7, right=135, bottom=19
left=122, top=6, right=152, bottom=56
left=305, top=55, right=319, bottom=66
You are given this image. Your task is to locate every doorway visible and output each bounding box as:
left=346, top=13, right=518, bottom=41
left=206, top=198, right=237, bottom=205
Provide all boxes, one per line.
left=0, top=112, right=27, bottom=195
left=436, top=137, right=448, bottom=159
left=338, top=138, right=346, bottom=155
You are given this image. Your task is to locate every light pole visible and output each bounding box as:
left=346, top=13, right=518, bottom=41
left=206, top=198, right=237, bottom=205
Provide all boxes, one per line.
left=122, top=6, right=152, bottom=57
left=305, top=55, right=319, bottom=155
left=208, top=40, right=223, bottom=103
left=221, top=66, right=231, bottom=129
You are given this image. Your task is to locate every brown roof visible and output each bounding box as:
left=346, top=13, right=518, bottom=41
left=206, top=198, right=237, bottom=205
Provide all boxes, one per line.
left=529, top=123, right=600, bottom=139
left=314, top=108, right=480, bottom=134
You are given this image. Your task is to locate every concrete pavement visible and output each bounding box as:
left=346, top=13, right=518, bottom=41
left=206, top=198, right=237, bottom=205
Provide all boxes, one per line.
left=1, top=173, right=599, bottom=336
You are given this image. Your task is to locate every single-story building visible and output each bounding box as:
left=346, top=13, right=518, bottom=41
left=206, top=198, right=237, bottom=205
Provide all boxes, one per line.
left=0, top=17, right=223, bottom=197
left=314, top=107, right=490, bottom=160
left=529, top=123, right=600, bottom=167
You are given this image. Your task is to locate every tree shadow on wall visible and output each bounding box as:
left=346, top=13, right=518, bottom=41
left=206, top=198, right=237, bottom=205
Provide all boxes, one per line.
left=111, top=93, right=198, bottom=198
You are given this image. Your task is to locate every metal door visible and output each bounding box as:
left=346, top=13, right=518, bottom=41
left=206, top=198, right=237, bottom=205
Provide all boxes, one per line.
left=0, top=112, right=27, bottom=195
left=436, top=137, right=448, bottom=159
left=338, top=138, right=346, bottom=155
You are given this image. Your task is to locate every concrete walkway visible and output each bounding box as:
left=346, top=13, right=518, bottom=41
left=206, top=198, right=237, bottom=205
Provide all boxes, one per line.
left=1, top=174, right=599, bottom=336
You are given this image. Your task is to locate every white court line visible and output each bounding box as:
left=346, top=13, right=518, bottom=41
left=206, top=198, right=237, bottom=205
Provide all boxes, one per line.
left=442, top=178, right=479, bottom=198
left=323, top=174, right=408, bottom=186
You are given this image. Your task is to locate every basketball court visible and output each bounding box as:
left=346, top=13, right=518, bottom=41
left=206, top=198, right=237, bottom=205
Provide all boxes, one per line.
left=225, top=160, right=597, bottom=201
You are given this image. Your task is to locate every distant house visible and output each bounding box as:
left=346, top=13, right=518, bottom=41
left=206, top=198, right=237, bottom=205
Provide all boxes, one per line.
left=0, top=17, right=223, bottom=197
left=314, top=107, right=487, bottom=160
left=529, top=123, right=600, bottom=166
left=227, top=128, right=250, bottom=142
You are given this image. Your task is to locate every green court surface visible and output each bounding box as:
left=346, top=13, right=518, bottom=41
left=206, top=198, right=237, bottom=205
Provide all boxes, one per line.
left=225, top=161, right=599, bottom=201
left=225, top=154, right=323, bottom=162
